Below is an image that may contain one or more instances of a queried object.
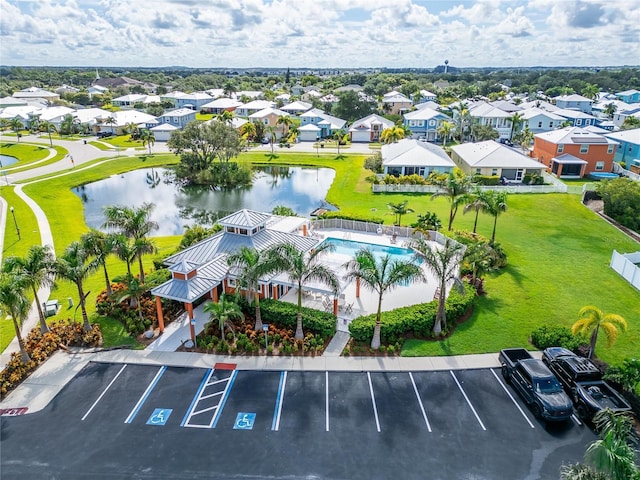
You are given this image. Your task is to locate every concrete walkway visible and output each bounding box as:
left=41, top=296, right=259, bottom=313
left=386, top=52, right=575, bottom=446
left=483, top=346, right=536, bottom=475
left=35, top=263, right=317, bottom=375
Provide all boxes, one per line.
left=322, top=330, right=350, bottom=357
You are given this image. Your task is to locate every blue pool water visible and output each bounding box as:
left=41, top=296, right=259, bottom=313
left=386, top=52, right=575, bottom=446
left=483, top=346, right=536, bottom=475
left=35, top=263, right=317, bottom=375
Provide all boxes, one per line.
left=321, top=237, right=421, bottom=263
left=588, top=172, right=619, bottom=180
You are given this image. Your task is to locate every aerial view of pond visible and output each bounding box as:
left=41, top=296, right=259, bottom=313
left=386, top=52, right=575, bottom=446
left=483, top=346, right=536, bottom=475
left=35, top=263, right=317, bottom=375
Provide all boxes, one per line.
left=0, top=154, right=19, bottom=168
left=73, top=166, right=336, bottom=236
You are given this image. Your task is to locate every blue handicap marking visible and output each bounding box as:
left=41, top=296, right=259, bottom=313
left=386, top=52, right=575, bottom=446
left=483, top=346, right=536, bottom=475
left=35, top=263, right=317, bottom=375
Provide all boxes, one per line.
left=234, top=412, right=256, bottom=430
left=147, top=408, right=173, bottom=426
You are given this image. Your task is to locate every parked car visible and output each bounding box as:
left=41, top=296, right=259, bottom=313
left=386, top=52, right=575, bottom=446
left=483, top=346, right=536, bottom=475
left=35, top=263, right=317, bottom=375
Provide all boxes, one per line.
left=97, top=131, right=113, bottom=138
left=499, top=348, right=574, bottom=422
left=498, top=138, right=514, bottom=146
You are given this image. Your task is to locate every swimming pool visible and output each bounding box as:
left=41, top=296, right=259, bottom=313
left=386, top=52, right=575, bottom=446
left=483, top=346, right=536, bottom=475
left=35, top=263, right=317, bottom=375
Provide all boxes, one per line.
left=588, top=172, right=619, bottom=181
left=320, top=237, right=421, bottom=263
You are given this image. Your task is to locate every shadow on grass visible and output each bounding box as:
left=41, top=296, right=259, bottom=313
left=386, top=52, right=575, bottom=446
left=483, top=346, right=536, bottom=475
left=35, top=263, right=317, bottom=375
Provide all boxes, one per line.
left=265, top=153, right=279, bottom=161
left=501, top=264, right=527, bottom=286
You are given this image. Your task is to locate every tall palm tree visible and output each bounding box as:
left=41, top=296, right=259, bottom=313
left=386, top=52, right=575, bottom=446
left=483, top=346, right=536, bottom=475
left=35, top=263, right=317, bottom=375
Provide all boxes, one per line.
left=55, top=241, right=100, bottom=331
left=437, top=120, right=454, bottom=145
left=482, top=190, right=508, bottom=244
left=112, top=234, right=136, bottom=277
left=105, top=116, right=116, bottom=135
left=102, top=203, right=159, bottom=283
left=276, top=115, right=293, bottom=138
left=39, top=120, right=57, bottom=146
left=203, top=296, right=244, bottom=343
left=387, top=200, right=413, bottom=226
left=380, top=125, right=405, bottom=144
left=218, top=110, right=234, bottom=125
left=518, top=126, right=534, bottom=153
left=265, top=242, right=340, bottom=340
left=265, top=125, right=278, bottom=155
left=227, top=247, right=278, bottom=331
left=125, top=122, right=139, bottom=139
left=507, top=112, right=524, bottom=141
left=60, top=114, right=78, bottom=136
left=603, top=103, right=617, bottom=119
left=581, top=83, right=599, bottom=101
left=451, top=102, right=471, bottom=143
left=463, top=188, right=490, bottom=234
left=81, top=230, right=116, bottom=296
left=0, top=273, right=31, bottom=363
left=572, top=306, right=627, bottom=360
left=2, top=245, right=56, bottom=333
left=240, top=121, right=256, bottom=142
left=9, top=118, right=24, bottom=141
left=332, top=128, right=347, bottom=156
left=431, top=169, right=474, bottom=231
left=139, top=129, right=155, bottom=154
left=411, top=238, right=465, bottom=337
left=343, top=249, right=424, bottom=349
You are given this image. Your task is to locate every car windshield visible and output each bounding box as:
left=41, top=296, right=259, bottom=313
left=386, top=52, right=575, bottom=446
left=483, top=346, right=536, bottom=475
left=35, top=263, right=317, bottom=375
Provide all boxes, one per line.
left=535, top=378, right=563, bottom=394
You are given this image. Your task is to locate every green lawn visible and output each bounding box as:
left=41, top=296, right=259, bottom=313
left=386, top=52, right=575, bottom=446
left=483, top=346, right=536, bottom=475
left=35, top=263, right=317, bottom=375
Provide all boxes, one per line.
left=2, top=147, right=639, bottom=366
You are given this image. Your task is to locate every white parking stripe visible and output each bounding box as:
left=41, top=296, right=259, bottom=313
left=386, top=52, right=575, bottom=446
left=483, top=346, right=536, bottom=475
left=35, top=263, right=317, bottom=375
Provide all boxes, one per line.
left=450, top=371, right=486, bottom=431
left=409, top=372, right=432, bottom=432
left=490, top=369, right=535, bottom=429
left=273, top=371, right=287, bottom=431
left=82, top=364, right=127, bottom=421
left=571, top=414, right=582, bottom=426
left=367, top=372, right=381, bottom=432
left=325, top=371, right=330, bottom=432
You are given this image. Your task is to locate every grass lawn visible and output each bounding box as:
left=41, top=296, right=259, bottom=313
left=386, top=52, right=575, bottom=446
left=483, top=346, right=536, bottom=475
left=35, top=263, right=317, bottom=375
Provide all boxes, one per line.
left=1, top=142, right=51, bottom=164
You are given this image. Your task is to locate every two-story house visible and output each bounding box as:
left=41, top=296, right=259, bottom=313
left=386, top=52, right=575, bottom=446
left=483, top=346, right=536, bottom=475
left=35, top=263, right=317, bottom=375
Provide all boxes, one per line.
left=554, top=94, right=593, bottom=114
left=175, top=92, right=214, bottom=111
left=155, top=108, right=197, bottom=130
left=235, top=100, right=275, bottom=118
left=468, top=102, right=512, bottom=139
left=520, top=107, right=566, bottom=134
left=605, top=128, right=640, bottom=169
left=615, top=89, right=640, bottom=104
left=532, top=127, right=618, bottom=178
left=349, top=114, right=394, bottom=143
left=381, top=91, right=413, bottom=115
left=403, top=108, right=449, bottom=141
left=298, top=108, right=346, bottom=139
left=248, top=108, right=290, bottom=140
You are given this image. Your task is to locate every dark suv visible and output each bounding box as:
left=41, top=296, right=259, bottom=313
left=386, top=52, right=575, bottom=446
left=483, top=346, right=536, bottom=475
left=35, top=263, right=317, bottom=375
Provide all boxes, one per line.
left=97, top=131, right=113, bottom=138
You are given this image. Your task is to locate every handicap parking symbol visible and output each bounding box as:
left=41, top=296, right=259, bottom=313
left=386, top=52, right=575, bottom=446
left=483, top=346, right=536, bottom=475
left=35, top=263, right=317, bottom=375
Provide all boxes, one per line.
left=234, top=412, right=256, bottom=430
left=147, top=408, right=172, bottom=426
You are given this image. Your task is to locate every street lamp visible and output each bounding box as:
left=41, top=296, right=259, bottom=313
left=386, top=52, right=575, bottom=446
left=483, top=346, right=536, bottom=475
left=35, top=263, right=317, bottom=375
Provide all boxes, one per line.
left=10, top=206, right=20, bottom=240
left=316, top=136, right=320, bottom=157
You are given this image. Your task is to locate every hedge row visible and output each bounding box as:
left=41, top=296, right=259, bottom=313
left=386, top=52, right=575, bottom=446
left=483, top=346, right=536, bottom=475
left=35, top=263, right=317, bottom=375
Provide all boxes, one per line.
left=318, top=211, right=384, bottom=224
left=259, top=299, right=337, bottom=338
left=348, top=282, right=477, bottom=343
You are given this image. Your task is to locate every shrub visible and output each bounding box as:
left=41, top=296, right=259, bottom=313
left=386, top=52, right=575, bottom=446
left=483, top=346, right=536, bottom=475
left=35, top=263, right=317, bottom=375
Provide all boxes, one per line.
left=473, top=175, right=501, bottom=186
left=318, top=211, right=384, bottom=224
left=259, top=299, right=336, bottom=338
left=604, top=358, right=640, bottom=394
left=530, top=325, right=585, bottom=351
left=364, top=151, right=383, bottom=173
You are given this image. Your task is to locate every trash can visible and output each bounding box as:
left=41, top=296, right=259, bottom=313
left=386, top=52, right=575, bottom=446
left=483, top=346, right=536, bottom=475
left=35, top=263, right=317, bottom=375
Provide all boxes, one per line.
left=67, top=297, right=74, bottom=308
left=83, top=140, right=87, bottom=145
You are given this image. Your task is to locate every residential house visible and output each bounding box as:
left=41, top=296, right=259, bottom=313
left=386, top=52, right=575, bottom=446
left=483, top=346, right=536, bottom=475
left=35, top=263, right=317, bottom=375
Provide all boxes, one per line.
left=335, top=84, right=363, bottom=93
left=235, top=100, right=275, bottom=117
left=248, top=108, right=290, bottom=140
left=235, top=91, right=263, bottom=101
left=416, top=90, right=437, bottom=103
left=280, top=101, right=312, bottom=115
left=592, top=99, right=630, bottom=119
left=175, top=92, right=213, bottom=110
left=12, top=87, right=60, bottom=103
left=150, top=209, right=317, bottom=333
left=156, top=108, right=197, bottom=130
left=349, top=114, right=394, bottom=143
left=615, top=89, right=640, bottom=104
left=382, top=139, right=455, bottom=177
left=302, top=90, right=323, bottom=102
left=55, top=85, right=79, bottom=95
left=291, top=84, right=304, bottom=96
left=72, top=107, right=112, bottom=130
left=298, top=108, right=346, bottom=139
left=0, top=97, right=28, bottom=108
left=149, top=123, right=178, bottom=142
left=490, top=100, right=523, bottom=113
left=467, top=101, right=513, bottom=139
left=200, top=98, right=243, bottom=114
left=204, top=88, right=225, bottom=99
left=27, top=106, right=75, bottom=129
left=612, top=106, right=640, bottom=128
left=93, top=76, right=147, bottom=91
left=381, top=92, right=413, bottom=115
left=403, top=108, right=449, bottom=141
left=532, top=127, right=618, bottom=178
left=415, top=101, right=442, bottom=111
left=450, top=140, right=544, bottom=182
left=95, top=110, right=157, bottom=136
left=87, top=85, right=108, bottom=98
left=553, top=108, right=598, bottom=127
left=520, top=107, right=565, bottom=134
left=112, top=94, right=148, bottom=109
left=554, top=94, right=593, bottom=114
left=0, top=105, right=37, bottom=123
left=604, top=128, right=640, bottom=168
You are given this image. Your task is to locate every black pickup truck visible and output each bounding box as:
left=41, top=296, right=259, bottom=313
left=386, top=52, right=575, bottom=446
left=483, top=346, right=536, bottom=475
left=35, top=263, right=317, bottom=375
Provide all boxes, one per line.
left=499, top=348, right=574, bottom=422
left=542, top=347, right=632, bottom=422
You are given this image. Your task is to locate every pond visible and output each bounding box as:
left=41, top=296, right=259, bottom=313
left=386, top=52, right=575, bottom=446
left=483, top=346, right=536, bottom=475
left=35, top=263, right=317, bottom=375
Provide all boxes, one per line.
left=0, top=154, right=19, bottom=168
left=73, top=166, right=336, bottom=236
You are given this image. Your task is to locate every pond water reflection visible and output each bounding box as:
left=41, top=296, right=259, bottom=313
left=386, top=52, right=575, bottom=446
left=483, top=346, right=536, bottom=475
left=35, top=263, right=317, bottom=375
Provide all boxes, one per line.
left=0, top=154, right=18, bottom=168
left=73, top=166, right=336, bottom=236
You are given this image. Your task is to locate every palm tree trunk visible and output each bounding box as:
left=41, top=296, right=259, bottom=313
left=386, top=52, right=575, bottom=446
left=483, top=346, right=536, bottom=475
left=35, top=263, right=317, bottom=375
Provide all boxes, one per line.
left=473, top=210, right=479, bottom=234
left=448, top=207, right=455, bottom=231
left=126, top=259, right=132, bottom=277
left=11, top=314, right=31, bottom=363
left=32, top=284, right=49, bottom=333
left=103, top=263, right=112, bottom=296
left=491, top=215, right=498, bottom=244
left=371, top=293, right=383, bottom=350
left=295, top=287, right=304, bottom=340
left=77, top=281, right=91, bottom=331
left=254, top=291, right=263, bottom=331
left=433, top=280, right=447, bottom=337
left=588, top=327, right=598, bottom=359
left=138, top=255, right=145, bottom=283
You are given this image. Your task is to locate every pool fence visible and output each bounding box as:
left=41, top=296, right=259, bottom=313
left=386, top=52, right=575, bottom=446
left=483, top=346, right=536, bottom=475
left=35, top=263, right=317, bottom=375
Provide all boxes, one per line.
left=610, top=251, right=640, bottom=291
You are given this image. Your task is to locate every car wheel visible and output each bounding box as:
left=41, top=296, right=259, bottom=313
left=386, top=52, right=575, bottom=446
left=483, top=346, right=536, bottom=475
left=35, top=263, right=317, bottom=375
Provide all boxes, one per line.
left=501, top=366, right=510, bottom=383
left=576, top=404, right=589, bottom=421
left=531, top=404, right=542, bottom=419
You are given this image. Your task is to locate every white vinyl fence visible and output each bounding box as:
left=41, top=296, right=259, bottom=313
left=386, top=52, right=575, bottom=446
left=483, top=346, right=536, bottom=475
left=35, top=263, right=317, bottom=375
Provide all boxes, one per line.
left=613, top=163, right=640, bottom=182
left=610, top=251, right=640, bottom=291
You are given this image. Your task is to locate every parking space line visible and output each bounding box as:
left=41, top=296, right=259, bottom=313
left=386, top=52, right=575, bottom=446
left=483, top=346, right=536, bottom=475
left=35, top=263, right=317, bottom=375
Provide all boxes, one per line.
left=367, top=372, right=381, bottom=433
left=81, top=364, right=127, bottom=421
left=181, top=369, right=213, bottom=427
left=571, top=414, right=582, bottom=426
left=272, top=371, right=287, bottom=431
left=200, top=391, right=224, bottom=400
left=125, top=366, right=166, bottom=424
left=409, top=372, right=431, bottom=432
left=450, top=371, right=486, bottom=431
left=212, top=370, right=238, bottom=428
left=490, top=369, right=535, bottom=428
left=325, top=371, right=329, bottom=432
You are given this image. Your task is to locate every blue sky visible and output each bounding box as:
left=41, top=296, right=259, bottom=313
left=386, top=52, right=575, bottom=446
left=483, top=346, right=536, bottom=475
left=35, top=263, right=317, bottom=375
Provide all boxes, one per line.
left=1, top=0, right=639, bottom=68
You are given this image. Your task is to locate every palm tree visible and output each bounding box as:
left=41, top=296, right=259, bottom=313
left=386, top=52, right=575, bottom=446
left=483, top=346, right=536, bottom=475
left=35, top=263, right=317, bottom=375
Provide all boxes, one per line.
left=483, top=190, right=508, bottom=244
left=265, top=125, right=278, bottom=155
left=603, top=103, right=617, bottom=119
left=507, top=112, right=524, bottom=141
left=621, top=116, right=640, bottom=130
left=218, top=110, right=234, bottom=125
left=0, top=273, right=31, bottom=363
left=431, top=169, right=474, bottom=231
left=139, top=129, right=155, bottom=154
left=518, top=126, right=534, bottom=153
left=203, top=296, right=244, bottom=343
left=105, top=116, right=116, bottom=135
left=332, top=129, right=347, bottom=156
left=463, top=188, right=490, bottom=234
left=387, top=200, right=413, bottom=226
left=463, top=242, right=494, bottom=284
left=112, top=234, right=136, bottom=277
left=437, top=120, right=454, bottom=145
left=411, top=237, right=465, bottom=337
left=581, top=83, right=599, bottom=101
left=264, top=242, right=340, bottom=340
left=227, top=247, right=278, bottom=331
left=60, top=114, right=78, bottom=136
left=2, top=245, right=56, bottom=333
left=125, top=122, right=139, bottom=140
left=572, top=306, right=627, bottom=359
left=451, top=102, right=471, bottom=143
left=81, top=230, right=116, bottom=296
left=9, top=118, right=24, bottom=141
left=240, top=121, right=257, bottom=142
left=102, top=203, right=159, bottom=283
left=380, top=125, right=405, bottom=144
left=276, top=115, right=293, bottom=138
left=38, top=120, right=57, bottom=146
left=117, top=274, right=158, bottom=322
left=343, top=249, right=424, bottom=349
left=55, top=241, right=100, bottom=331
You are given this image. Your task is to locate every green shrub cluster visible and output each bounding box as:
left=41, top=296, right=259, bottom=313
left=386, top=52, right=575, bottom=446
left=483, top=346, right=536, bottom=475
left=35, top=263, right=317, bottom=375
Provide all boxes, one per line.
left=348, top=282, right=476, bottom=343
left=318, top=211, right=384, bottom=224
left=473, top=175, right=501, bottom=186
left=259, top=299, right=336, bottom=337
left=522, top=172, right=544, bottom=185
left=377, top=174, right=430, bottom=185
left=530, top=325, right=585, bottom=351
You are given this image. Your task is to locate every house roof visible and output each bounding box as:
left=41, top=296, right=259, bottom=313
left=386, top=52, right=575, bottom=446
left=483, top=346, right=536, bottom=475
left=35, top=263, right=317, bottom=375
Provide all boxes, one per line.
left=12, top=87, right=59, bottom=99
left=238, top=100, right=275, bottom=111
left=605, top=128, right=640, bottom=146
left=554, top=94, right=593, bottom=103
left=349, top=114, right=394, bottom=132
left=110, top=110, right=157, bottom=127
left=403, top=108, right=446, bottom=121
left=72, top=108, right=111, bottom=124
left=419, top=90, right=436, bottom=97
left=415, top=101, right=442, bottom=111
left=553, top=108, right=597, bottom=120
left=382, top=93, right=412, bottom=104
left=298, top=123, right=321, bottom=131
left=519, top=107, right=565, bottom=121
left=180, top=92, right=213, bottom=101
left=248, top=107, right=289, bottom=119
left=281, top=101, right=312, bottom=113
left=150, top=123, right=178, bottom=132
left=552, top=153, right=588, bottom=164
left=200, top=98, right=243, bottom=109
left=33, top=106, right=75, bottom=121
left=113, top=94, right=148, bottom=103
left=382, top=139, right=455, bottom=168
left=469, top=102, right=511, bottom=118
left=615, top=89, right=640, bottom=97
left=534, top=127, right=618, bottom=145
left=220, top=209, right=271, bottom=228
left=490, top=100, right=523, bottom=112
left=151, top=255, right=229, bottom=302
left=450, top=141, right=544, bottom=169
left=161, top=108, right=196, bottom=118
left=298, top=108, right=346, bottom=129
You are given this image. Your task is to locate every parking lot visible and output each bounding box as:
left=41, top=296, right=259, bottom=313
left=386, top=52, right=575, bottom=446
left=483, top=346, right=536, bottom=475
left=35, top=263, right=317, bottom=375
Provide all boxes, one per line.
left=1, top=361, right=596, bottom=479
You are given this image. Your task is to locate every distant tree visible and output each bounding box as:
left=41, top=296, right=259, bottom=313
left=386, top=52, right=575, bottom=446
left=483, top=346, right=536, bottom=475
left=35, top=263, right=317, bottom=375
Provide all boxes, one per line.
left=603, top=103, right=617, bottom=119
left=333, top=90, right=374, bottom=122
left=471, top=124, right=499, bottom=141
left=581, top=83, right=599, bottom=100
